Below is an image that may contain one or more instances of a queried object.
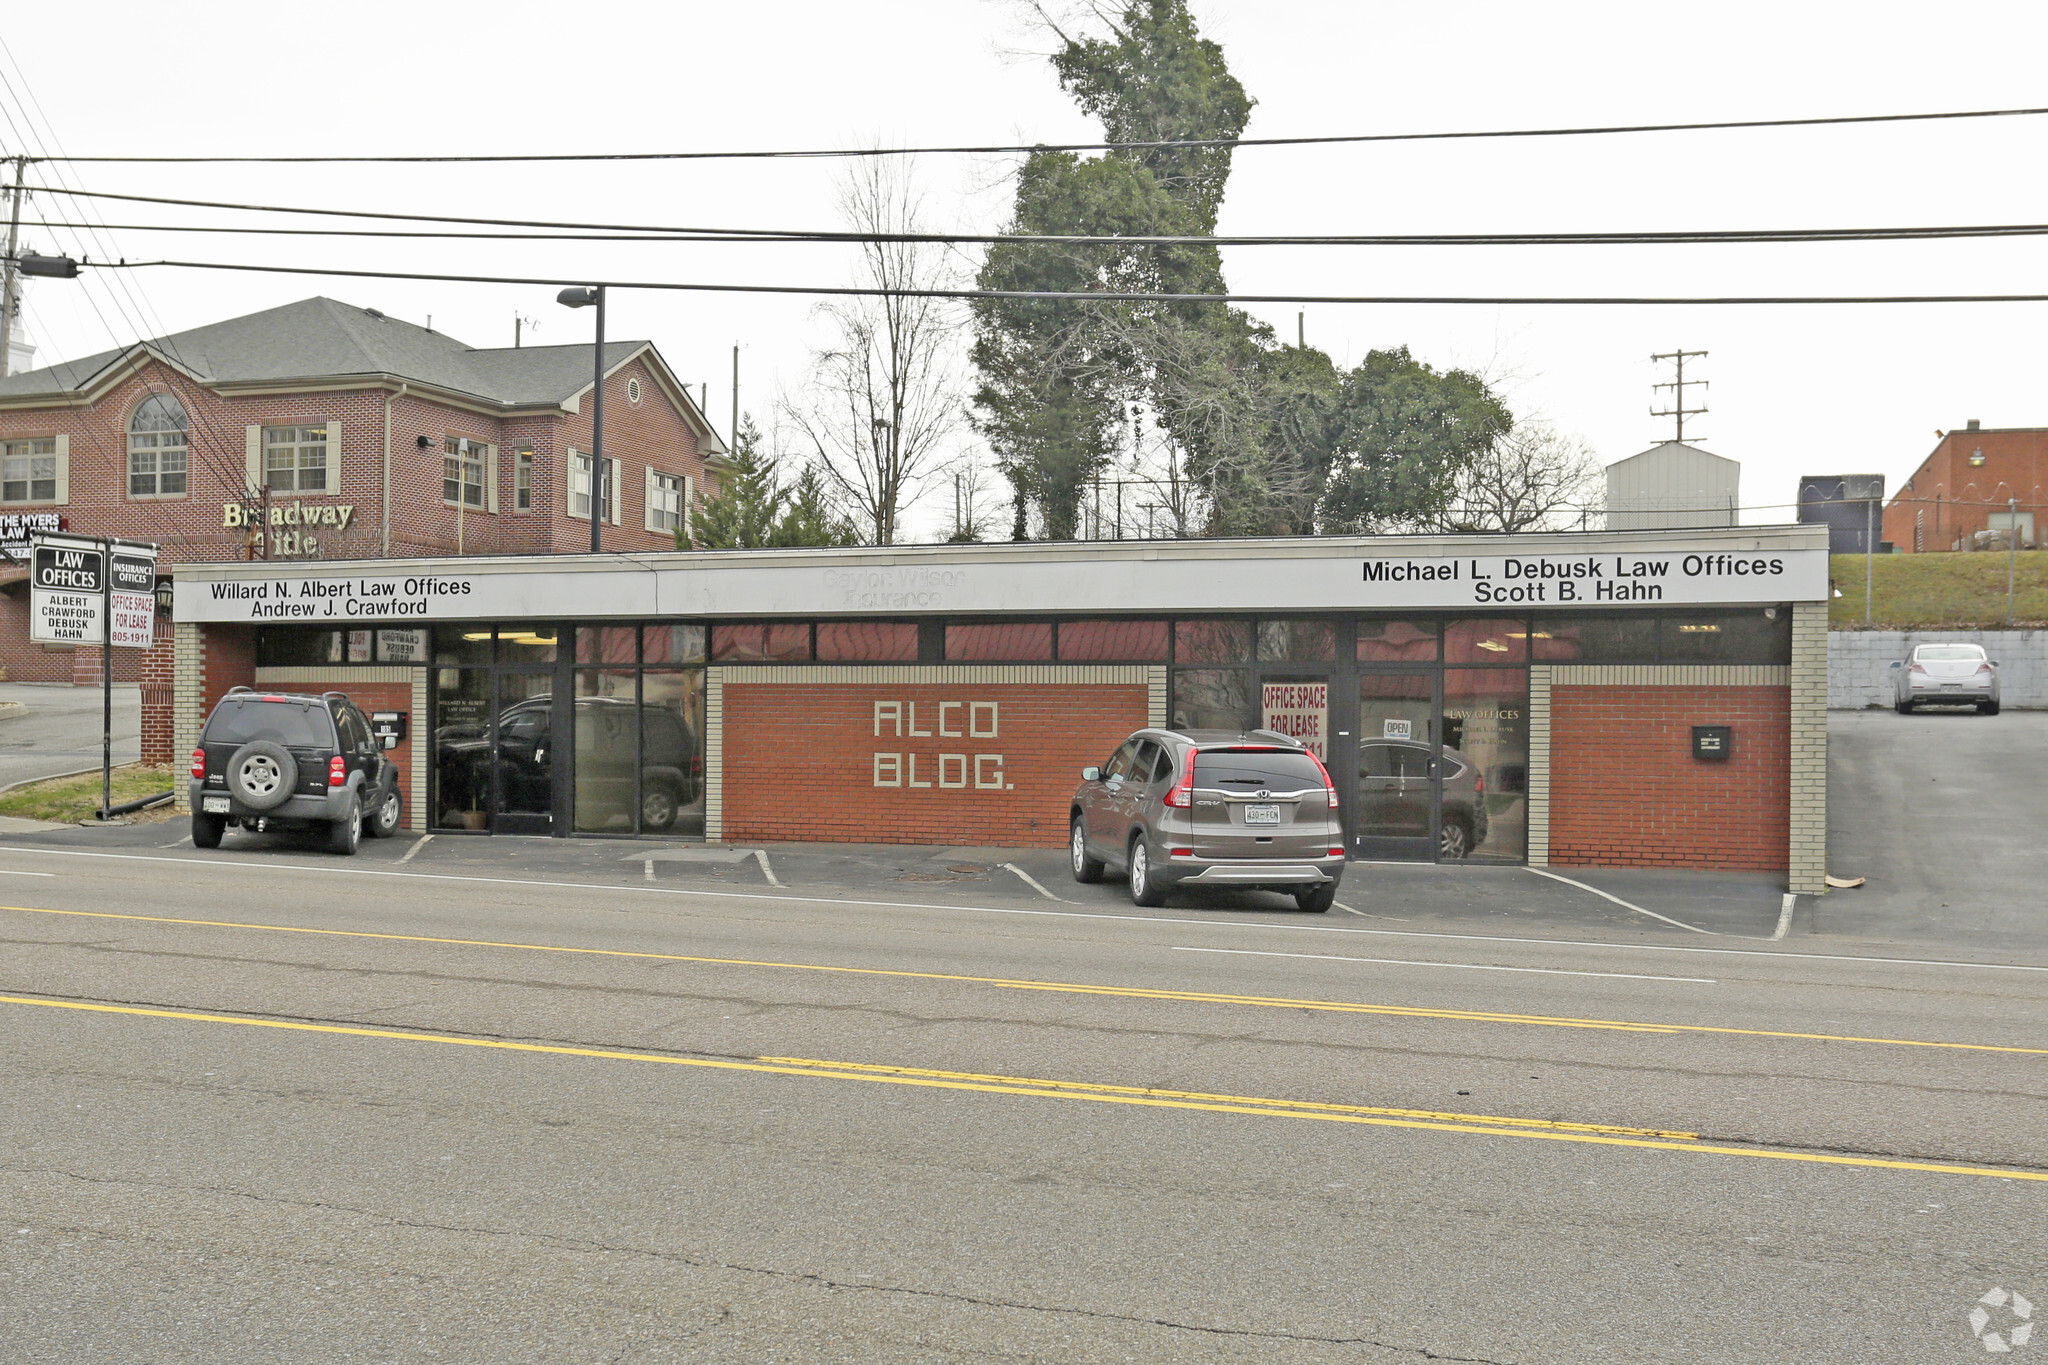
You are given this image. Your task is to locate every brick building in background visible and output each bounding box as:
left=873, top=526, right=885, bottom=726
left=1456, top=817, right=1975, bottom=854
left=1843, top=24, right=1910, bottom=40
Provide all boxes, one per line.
left=0, top=297, right=727, bottom=753
left=1883, top=419, right=2046, bottom=552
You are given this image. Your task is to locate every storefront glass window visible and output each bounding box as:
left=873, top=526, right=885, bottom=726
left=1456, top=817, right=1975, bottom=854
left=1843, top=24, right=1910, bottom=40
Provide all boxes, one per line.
left=711, top=623, right=812, bottom=662
left=946, top=622, right=1053, bottom=660
left=1444, top=618, right=1528, bottom=664
left=496, top=625, right=558, bottom=664
left=1659, top=609, right=1791, bottom=664
left=642, top=672, right=706, bottom=837
left=577, top=626, right=638, bottom=665
left=1357, top=619, right=1439, bottom=663
left=434, top=627, right=493, bottom=666
left=573, top=669, right=637, bottom=834
left=376, top=629, right=428, bottom=663
left=1531, top=613, right=1658, bottom=663
left=1174, top=620, right=1253, bottom=664
left=1256, top=619, right=1336, bottom=662
left=256, top=628, right=343, bottom=667
left=643, top=624, right=707, bottom=665
left=817, top=621, right=918, bottom=661
left=1171, top=669, right=1257, bottom=730
left=1058, top=620, right=1170, bottom=661
left=1442, top=669, right=1529, bottom=863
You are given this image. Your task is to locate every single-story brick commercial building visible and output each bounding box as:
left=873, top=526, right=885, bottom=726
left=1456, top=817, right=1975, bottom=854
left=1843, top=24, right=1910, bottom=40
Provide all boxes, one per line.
left=171, top=524, right=1830, bottom=892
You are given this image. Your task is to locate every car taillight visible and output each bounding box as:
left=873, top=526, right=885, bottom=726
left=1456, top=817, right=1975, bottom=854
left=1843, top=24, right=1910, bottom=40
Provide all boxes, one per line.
left=190, top=748, right=206, bottom=780
left=1474, top=770, right=1486, bottom=796
left=328, top=755, right=347, bottom=787
left=1328, top=848, right=1345, bottom=858
left=1308, top=750, right=1339, bottom=809
left=1909, top=662, right=1926, bottom=674
left=1169, top=847, right=1193, bottom=857
left=1163, top=756, right=1196, bottom=808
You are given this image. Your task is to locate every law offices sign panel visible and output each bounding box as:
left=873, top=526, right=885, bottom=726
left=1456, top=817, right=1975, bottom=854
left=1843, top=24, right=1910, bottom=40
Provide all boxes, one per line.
left=175, top=534, right=1831, bottom=625
left=30, top=537, right=160, bottom=647
left=29, top=536, right=105, bottom=645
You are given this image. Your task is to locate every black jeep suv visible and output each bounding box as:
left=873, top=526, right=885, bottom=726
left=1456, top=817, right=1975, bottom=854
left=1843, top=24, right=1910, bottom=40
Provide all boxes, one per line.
left=189, top=688, right=403, bottom=855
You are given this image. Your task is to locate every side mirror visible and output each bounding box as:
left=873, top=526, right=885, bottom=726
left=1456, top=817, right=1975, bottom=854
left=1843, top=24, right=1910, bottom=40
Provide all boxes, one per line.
left=1991, top=660, right=2002, bottom=667
left=1081, top=766, right=1101, bottom=782
left=1888, top=661, right=1902, bottom=669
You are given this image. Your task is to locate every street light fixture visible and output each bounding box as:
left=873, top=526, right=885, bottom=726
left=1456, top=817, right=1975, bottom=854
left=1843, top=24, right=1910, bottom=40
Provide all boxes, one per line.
left=557, top=285, right=606, bottom=553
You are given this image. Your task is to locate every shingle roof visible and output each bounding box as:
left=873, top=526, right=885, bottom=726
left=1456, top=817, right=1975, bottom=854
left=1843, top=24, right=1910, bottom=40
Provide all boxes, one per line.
left=0, top=296, right=647, bottom=408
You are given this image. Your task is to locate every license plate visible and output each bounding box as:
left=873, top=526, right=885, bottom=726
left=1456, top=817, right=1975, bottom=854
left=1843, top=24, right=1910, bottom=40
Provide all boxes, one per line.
left=1243, top=805, right=1281, bottom=825
left=202, top=796, right=230, bottom=813
left=1941, top=683, right=1963, bottom=691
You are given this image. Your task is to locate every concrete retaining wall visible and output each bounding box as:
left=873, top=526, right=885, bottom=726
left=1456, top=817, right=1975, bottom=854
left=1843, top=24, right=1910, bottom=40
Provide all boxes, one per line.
left=1830, top=629, right=2047, bottom=708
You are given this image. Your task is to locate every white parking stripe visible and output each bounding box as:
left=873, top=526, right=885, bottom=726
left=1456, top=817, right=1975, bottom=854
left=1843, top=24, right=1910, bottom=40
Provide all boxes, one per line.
left=1525, top=867, right=1716, bottom=935
left=1174, top=946, right=1717, bottom=983
left=1773, top=894, right=1798, bottom=942
left=1002, top=862, right=1067, bottom=903
left=753, top=849, right=782, bottom=887
left=396, top=834, right=433, bottom=864
left=0, top=869, right=54, bottom=877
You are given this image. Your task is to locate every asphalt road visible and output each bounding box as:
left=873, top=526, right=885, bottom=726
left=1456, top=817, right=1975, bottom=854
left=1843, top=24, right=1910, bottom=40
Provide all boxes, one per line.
left=0, top=684, right=141, bottom=790
left=0, top=828, right=2041, bottom=1363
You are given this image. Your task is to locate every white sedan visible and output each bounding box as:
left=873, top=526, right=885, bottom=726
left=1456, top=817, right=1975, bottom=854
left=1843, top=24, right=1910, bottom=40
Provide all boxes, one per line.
left=1892, top=643, right=2001, bottom=715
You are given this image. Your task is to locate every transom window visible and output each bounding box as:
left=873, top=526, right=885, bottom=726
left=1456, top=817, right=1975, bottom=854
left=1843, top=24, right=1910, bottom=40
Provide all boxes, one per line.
left=128, top=393, right=189, bottom=498
left=444, top=437, right=486, bottom=508
left=648, top=471, right=686, bottom=533
left=1, top=439, right=57, bottom=503
left=264, top=424, right=330, bottom=493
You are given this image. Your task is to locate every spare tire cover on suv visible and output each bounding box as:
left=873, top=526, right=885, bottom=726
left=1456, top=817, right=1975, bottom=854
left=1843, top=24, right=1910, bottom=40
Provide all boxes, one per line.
left=227, top=740, right=298, bottom=811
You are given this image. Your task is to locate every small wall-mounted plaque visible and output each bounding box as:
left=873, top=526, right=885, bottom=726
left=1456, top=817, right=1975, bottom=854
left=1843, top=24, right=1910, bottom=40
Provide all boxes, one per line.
left=1692, top=724, right=1733, bottom=761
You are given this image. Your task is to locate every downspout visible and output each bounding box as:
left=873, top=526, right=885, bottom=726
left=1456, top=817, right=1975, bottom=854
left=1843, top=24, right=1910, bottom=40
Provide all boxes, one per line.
left=381, top=382, right=407, bottom=556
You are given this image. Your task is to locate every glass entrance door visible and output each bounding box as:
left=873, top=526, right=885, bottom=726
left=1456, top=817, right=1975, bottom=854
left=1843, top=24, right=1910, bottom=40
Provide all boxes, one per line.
left=490, top=670, right=556, bottom=835
left=1354, top=672, right=1438, bottom=861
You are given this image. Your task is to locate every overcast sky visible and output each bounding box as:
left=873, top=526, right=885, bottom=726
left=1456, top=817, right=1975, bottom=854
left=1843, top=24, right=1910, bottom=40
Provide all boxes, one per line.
left=8, top=0, right=2048, bottom=537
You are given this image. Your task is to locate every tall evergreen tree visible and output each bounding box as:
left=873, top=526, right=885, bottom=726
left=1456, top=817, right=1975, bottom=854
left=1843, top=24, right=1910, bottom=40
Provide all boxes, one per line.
left=688, top=417, right=857, bottom=550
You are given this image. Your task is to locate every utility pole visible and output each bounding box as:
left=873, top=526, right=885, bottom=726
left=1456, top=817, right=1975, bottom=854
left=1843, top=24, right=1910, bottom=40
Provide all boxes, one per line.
left=730, top=343, right=739, bottom=453
left=2009, top=495, right=2021, bottom=625
left=1651, top=349, right=1709, bottom=444
left=0, top=155, right=27, bottom=378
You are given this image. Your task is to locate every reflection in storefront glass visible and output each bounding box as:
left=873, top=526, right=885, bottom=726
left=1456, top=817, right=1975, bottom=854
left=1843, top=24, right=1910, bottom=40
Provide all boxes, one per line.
left=1356, top=619, right=1439, bottom=663
left=817, top=622, right=918, bottom=660
left=1444, top=618, right=1527, bottom=664
left=1171, top=669, right=1256, bottom=730
left=571, top=670, right=706, bottom=836
left=1058, top=620, right=1169, bottom=661
left=641, top=672, right=706, bottom=837
left=577, top=627, right=638, bottom=665
left=1531, top=613, right=1657, bottom=662
left=496, top=625, right=558, bottom=664
left=1442, top=669, right=1528, bottom=863
left=1256, top=619, right=1336, bottom=662
left=642, top=624, right=707, bottom=665
left=1175, top=620, right=1253, bottom=664
left=432, top=666, right=492, bottom=830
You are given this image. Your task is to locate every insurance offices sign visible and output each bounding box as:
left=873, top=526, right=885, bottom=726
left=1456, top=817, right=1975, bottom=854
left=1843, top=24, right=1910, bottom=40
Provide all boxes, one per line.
left=174, top=542, right=1831, bottom=625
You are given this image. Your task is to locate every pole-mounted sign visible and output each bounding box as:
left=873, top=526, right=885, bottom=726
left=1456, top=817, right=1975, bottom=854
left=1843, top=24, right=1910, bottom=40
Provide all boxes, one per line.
left=28, top=534, right=106, bottom=644
left=28, top=533, right=160, bottom=819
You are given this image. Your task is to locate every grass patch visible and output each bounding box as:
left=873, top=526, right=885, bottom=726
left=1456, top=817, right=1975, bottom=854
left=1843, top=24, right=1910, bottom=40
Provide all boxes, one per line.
left=1831, top=551, right=2048, bottom=629
left=0, top=763, right=177, bottom=824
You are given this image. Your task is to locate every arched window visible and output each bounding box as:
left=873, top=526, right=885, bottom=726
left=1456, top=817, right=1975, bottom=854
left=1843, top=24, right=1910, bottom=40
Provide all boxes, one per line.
left=128, top=393, right=189, bottom=498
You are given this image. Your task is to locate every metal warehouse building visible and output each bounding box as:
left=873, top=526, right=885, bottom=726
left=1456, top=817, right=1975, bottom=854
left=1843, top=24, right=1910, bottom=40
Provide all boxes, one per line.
left=172, top=524, right=1830, bottom=893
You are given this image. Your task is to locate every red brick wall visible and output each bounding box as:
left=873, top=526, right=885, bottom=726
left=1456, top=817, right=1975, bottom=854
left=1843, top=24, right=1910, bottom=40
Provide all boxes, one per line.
left=139, top=614, right=176, bottom=764
left=721, top=681, right=1150, bottom=847
left=201, top=625, right=256, bottom=718
left=1884, top=426, right=2048, bottom=552
left=1549, top=684, right=1789, bottom=872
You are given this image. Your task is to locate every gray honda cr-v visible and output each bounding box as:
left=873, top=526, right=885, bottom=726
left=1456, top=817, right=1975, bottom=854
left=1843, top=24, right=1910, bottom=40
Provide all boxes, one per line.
left=1069, top=728, right=1347, bottom=911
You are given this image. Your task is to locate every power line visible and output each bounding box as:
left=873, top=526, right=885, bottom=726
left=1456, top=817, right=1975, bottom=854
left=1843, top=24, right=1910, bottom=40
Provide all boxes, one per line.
left=85, top=256, right=2048, bottom=306
left=25, top=214, right=2048, bottom=249
left=28, top=103, right=2048, bottom=164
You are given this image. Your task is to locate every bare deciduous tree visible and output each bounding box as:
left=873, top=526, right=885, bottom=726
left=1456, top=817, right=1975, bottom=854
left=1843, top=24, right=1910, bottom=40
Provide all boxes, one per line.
left=786, top=157, right=962, bottom=545
left=1438, top=420, right=1604, bottom=533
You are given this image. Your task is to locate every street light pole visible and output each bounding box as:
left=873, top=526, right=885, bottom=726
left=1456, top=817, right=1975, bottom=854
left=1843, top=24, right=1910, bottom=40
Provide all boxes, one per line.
left=557, top=285, right=607, bottom=553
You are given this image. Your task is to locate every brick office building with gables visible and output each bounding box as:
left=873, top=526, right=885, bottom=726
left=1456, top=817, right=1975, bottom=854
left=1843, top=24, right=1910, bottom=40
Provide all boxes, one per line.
left=0, top=297, right=726, bottom=742
left=172, top=525, right=1832, bottom=893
